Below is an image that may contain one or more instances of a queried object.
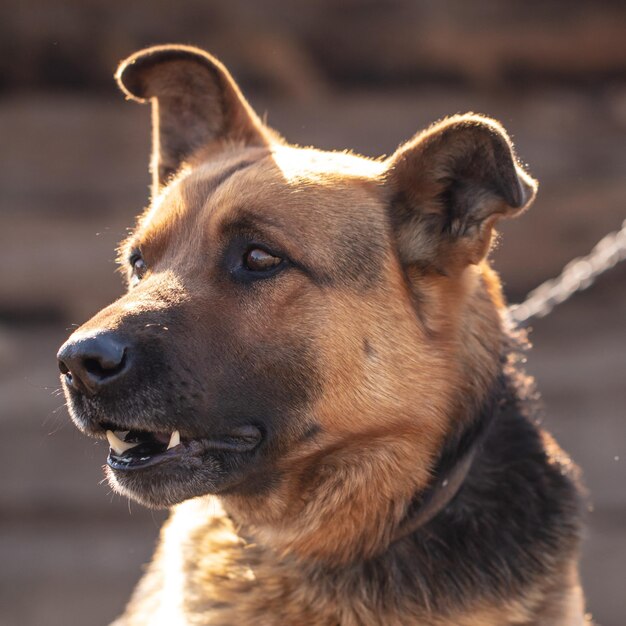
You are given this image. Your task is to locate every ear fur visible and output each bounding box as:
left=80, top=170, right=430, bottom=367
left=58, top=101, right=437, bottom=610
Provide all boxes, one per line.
left=386, top=114, right=537, bottom=269
left=116, top=45, right=271, bottom=194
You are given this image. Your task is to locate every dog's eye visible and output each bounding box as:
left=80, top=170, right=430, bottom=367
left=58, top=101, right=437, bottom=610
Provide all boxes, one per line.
left=129, top=251, right=147, bottom=285
left=243, top=248, right=283, bottom=272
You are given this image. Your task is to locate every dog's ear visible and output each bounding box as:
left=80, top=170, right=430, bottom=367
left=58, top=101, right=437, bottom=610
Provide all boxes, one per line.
left=385, top=114, right=537, bottom=270
left=116, top=45, right=270, bottom=194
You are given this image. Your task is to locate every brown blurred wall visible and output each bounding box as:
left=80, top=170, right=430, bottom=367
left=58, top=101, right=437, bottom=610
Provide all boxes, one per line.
left=1, top=2, right=625, bottom=625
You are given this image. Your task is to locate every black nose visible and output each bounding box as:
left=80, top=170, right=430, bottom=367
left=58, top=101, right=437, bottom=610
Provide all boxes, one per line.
left=57, top=333, right=129, bottom=395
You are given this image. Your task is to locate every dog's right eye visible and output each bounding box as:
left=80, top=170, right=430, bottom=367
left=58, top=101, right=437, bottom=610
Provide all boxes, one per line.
left=223, top=236, right=289, bottom=283
left=244, top=247, right=283, bottom=272
left=129, top=251, right=147, bottom=286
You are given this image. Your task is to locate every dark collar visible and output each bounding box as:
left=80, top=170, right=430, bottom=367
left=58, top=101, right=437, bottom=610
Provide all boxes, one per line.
left=391, top=372, right=506, bottom=544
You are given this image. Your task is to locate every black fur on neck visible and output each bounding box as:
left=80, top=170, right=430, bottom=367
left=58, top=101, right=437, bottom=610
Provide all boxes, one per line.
left=309, top=345, right=584, bottom=618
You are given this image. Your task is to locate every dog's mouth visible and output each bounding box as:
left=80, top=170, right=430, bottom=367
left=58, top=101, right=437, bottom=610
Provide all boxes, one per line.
left=102, top=423, right=263, bottom=471
left=105, top=428, right=182, bottom=469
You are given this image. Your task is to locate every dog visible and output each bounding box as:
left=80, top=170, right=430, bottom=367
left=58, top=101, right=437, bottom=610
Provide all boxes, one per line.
left=57, top=45, right=588, bottom=625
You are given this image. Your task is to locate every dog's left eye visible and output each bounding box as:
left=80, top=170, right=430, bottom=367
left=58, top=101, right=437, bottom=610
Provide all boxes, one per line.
left=243, top=248, right=283, bottom=272
left=129, top=251, right=147, bottom=285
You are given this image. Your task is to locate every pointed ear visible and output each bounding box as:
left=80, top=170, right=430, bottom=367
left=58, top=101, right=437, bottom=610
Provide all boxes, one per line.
left=385, top=114, right=537, bottom=270
left=116, top=45, right=271, bottom=194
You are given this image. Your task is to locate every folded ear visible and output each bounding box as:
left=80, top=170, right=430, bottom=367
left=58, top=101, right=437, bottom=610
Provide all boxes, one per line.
left=116, top=45, right=271, bottom=194
left=385, top=114, right=537, bottom=270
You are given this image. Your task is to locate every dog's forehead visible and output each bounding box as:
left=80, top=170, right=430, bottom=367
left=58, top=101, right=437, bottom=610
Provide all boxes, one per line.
left=142, top=146, right=385, bottom=226
left=205, top=146, right=387, bottom=229
left=137, top=146, right=391, bottom=285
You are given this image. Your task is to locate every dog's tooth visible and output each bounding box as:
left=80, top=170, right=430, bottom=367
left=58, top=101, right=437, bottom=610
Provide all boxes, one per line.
left=167, top=430, right=180, bottom=450
left=106, top=430, right=139, bottom=455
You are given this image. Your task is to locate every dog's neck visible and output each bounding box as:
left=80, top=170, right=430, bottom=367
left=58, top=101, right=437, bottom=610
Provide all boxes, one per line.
left=223, top=355, right=511, bottom=563
left=365, top=360, right=581, bottom=619
left=391, top=369, right=507, bottom=544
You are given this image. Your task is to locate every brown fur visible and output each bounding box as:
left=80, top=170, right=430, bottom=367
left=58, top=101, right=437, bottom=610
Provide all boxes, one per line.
left=57, top=46, right=589, bottom=625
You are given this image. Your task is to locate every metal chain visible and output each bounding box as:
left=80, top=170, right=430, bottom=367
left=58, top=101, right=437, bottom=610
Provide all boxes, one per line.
left=508, top=218, right=626, bottom=325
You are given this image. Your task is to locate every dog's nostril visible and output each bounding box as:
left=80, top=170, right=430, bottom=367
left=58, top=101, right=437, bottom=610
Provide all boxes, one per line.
left=83, top=351, right=126, bottom=379
left=84, top=357, right=105, bottom=377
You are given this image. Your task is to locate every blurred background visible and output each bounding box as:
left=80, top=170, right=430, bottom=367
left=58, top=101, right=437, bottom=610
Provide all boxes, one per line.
left=1, top=1, right=624, bottom=624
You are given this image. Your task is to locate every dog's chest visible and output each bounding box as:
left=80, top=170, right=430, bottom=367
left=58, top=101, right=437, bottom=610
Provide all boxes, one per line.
left=127, top=499, right=570, bottom=626
left=150, top=499, right=337, bottom=625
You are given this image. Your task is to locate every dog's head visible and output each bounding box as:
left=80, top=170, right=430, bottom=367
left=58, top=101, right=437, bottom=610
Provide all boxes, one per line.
left=58, top=45, right=535, bottom=558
